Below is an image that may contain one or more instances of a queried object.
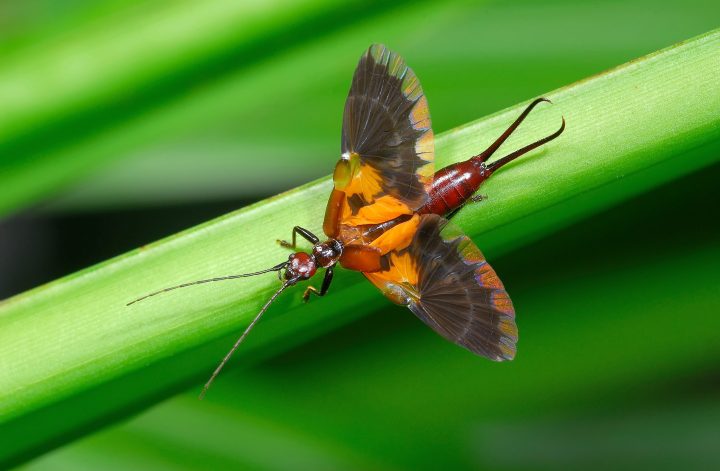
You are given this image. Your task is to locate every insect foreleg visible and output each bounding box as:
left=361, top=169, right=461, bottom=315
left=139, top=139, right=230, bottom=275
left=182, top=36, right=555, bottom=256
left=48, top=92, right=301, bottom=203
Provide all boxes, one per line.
left=278, top=226, right=320, bottom=249
left=303, top=265, right=334, bottom=302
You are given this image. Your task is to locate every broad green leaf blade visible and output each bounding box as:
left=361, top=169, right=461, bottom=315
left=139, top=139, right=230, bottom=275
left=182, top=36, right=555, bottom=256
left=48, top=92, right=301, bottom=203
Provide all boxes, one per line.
left=22, top=164, right=720, bottom=471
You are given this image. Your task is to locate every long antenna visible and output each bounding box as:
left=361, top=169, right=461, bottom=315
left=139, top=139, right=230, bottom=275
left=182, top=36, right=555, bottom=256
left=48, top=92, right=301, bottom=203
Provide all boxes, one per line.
left=199, top=280, right=293, bottom=399
left=126, top=262, right=288, bottom=306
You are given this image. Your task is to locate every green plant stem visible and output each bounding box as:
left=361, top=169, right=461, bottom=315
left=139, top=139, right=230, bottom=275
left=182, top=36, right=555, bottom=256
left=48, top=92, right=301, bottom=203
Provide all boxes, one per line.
left=1, top=29, right=719, bottom=466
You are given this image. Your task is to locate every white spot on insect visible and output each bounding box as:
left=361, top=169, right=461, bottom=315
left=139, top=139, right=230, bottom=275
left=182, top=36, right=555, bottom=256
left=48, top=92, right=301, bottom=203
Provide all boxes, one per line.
left=341, top=151, right=351, bottom=161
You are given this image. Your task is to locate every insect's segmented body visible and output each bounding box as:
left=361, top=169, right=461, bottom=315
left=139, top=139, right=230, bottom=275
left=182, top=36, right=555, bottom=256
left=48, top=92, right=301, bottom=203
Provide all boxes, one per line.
left=419, top=158, right=490, bottom=216
left=419, top=98, right=564, bottom=217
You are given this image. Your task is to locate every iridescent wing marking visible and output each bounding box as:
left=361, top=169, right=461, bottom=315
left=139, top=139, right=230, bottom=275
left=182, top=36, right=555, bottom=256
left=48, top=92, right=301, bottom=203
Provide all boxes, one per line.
left=364, top=214, right=517, bottom=360
left=333, top=44, right=434, bottom=231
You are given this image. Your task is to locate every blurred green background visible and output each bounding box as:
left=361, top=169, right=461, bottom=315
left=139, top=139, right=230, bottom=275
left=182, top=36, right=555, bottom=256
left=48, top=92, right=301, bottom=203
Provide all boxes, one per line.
left=1, top=0, right=719, bottom=469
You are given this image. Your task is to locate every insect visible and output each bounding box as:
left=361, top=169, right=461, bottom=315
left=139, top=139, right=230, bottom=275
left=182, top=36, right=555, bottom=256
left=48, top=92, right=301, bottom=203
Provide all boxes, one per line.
left=129, top=44, right=564, bottom=398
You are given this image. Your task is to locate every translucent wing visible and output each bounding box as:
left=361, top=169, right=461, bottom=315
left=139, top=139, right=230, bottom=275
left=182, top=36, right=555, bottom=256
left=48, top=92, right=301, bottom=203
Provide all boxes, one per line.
left=327, top=44, right=434, bottom=237
left=364, top=214, right=517, bottom=360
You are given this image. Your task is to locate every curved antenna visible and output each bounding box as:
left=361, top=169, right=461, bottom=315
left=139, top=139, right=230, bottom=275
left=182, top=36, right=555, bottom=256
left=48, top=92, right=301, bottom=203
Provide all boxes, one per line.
left=199, top=280, right=293, bottom=399
left=126, top=262, right=288, bottom=306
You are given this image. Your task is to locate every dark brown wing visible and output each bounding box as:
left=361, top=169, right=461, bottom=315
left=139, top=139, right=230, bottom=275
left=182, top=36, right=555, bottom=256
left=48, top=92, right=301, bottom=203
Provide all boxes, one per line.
left=336, top=44, right=434, bottom=225
left=364, top=214, right=517, bottom=360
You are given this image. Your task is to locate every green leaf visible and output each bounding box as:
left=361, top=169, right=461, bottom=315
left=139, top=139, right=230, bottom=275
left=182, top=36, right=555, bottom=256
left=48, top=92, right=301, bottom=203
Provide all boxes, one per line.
left=0, top=0, right=405, bottom=216
left=22, top=167, right=720, bottom=470
left=5, top=0, right=719, bottom=215
left=2, top=28, right=719, bottom=467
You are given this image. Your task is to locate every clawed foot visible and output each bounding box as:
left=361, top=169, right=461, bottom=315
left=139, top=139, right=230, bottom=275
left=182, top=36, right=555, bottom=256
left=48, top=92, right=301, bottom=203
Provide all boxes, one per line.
left=302, top=286, right=319, bottom=303
left=277, top=239, right=294, bottom=249
left=470, top=194, right=488, bottom=203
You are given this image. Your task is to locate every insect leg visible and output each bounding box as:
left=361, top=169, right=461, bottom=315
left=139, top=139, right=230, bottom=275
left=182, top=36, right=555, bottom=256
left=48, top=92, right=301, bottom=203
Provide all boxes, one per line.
left=278, top=226, right=320, bottom=249
left=303, top=265, right=334, bottom=302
